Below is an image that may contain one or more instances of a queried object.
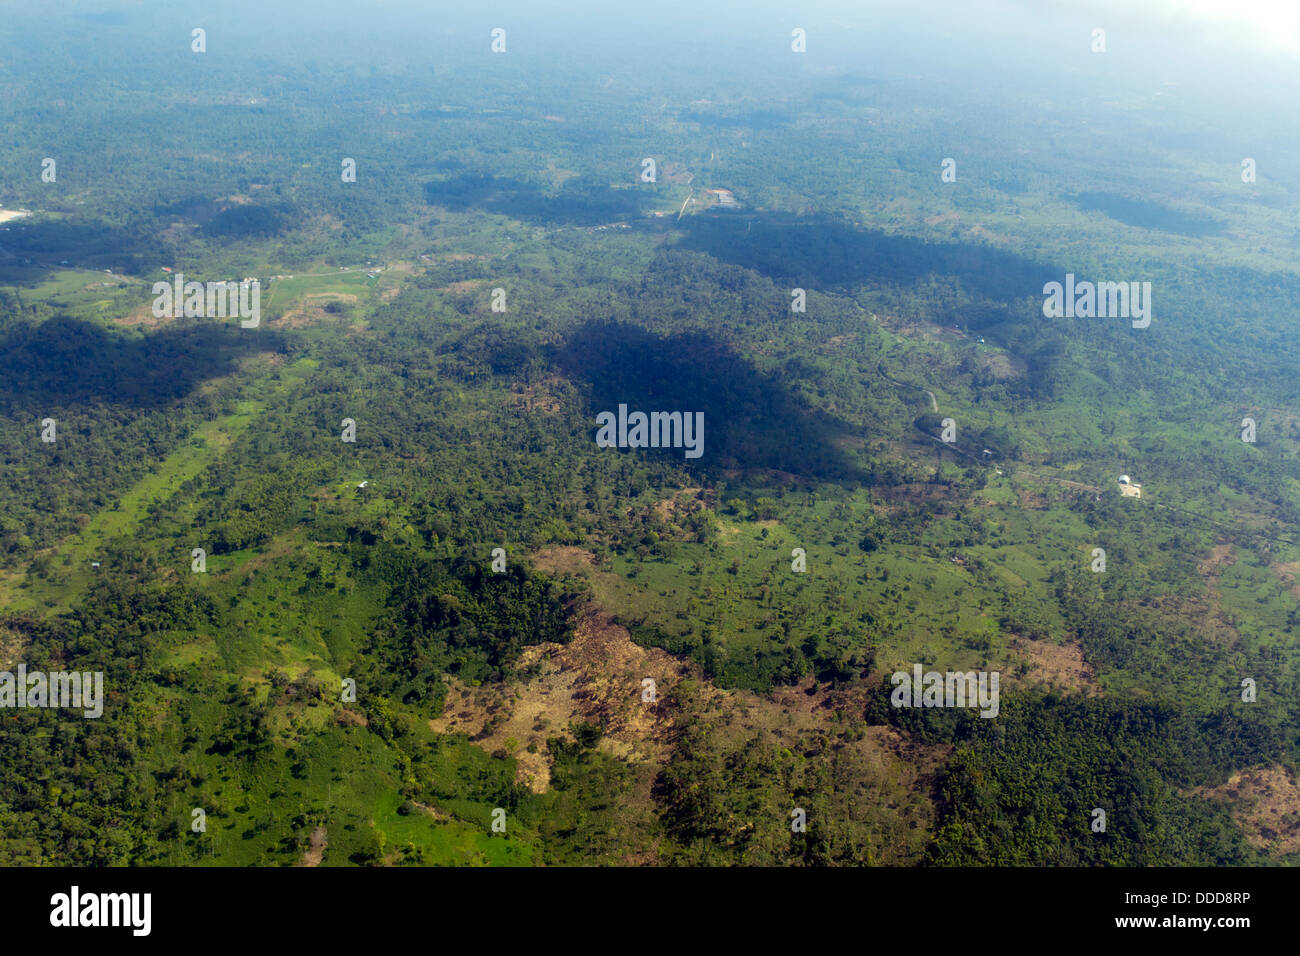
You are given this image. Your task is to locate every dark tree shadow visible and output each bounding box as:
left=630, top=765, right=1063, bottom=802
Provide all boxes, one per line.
left=0, top=316, right=284, bottom=411
left=676, top=211, right=1058, bottom=307
left=0, top=219, right=165, bottom=287
left=1073, top=191, right=1225, bottom=238
left=423, top=174, right=646, bottom=226
left=554, top=320, right=865, bottom=482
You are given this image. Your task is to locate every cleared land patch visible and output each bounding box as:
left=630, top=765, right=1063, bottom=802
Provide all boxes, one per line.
left=1200, top=766, right=1300, bottom=857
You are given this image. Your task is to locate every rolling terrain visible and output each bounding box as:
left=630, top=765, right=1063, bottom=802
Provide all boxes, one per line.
left=1, top=1, right=1299, bottom=867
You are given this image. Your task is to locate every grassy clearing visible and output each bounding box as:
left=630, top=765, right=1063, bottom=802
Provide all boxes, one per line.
left=3, top=358, right=317, bottom=613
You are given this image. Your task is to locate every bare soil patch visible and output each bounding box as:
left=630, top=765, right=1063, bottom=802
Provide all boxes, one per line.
left=976, top=350, right=1022, bottom=381
left=435, top=548, right=949, bottom=861
left=1199, top=766, right=1300, bottom=856
left=1009, top=636, right=1098, bottom=696
left=299, top=826, right=327, bottom=866
left=276, top=292, right=359, bottom=329
left=0, top=626, right=27, bottom=670
left=652, top=487, right=704, bottom=522
left=336, top=707, right=369, bottom=728
left=1201, top=543, right=1237, bottom=576
left=529, top=546, right=596, bottom=577
left=430, top=607, right=689, bottom=792
left=1270, top=559, right=1300, bottom=600
left=698, top=674, right=948, bottom=863
left=441, top=279, right=489, bottom=295
left=115, top=299, right=170, bottom=328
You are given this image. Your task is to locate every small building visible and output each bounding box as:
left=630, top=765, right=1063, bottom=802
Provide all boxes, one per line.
left=90, top=561, right=101, bottom=569
left=357, top=481, right=368, bottom=489
left=1118, top=475, right=1142, bottom=499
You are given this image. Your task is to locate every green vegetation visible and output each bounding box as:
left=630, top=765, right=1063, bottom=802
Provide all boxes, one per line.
left=1, top=3, right=1299, bottom=866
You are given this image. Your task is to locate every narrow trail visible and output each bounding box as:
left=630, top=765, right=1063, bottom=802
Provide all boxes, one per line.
left=677, top=189, right=693, bottom=221
left=876, top=363, right=937, bottom=412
